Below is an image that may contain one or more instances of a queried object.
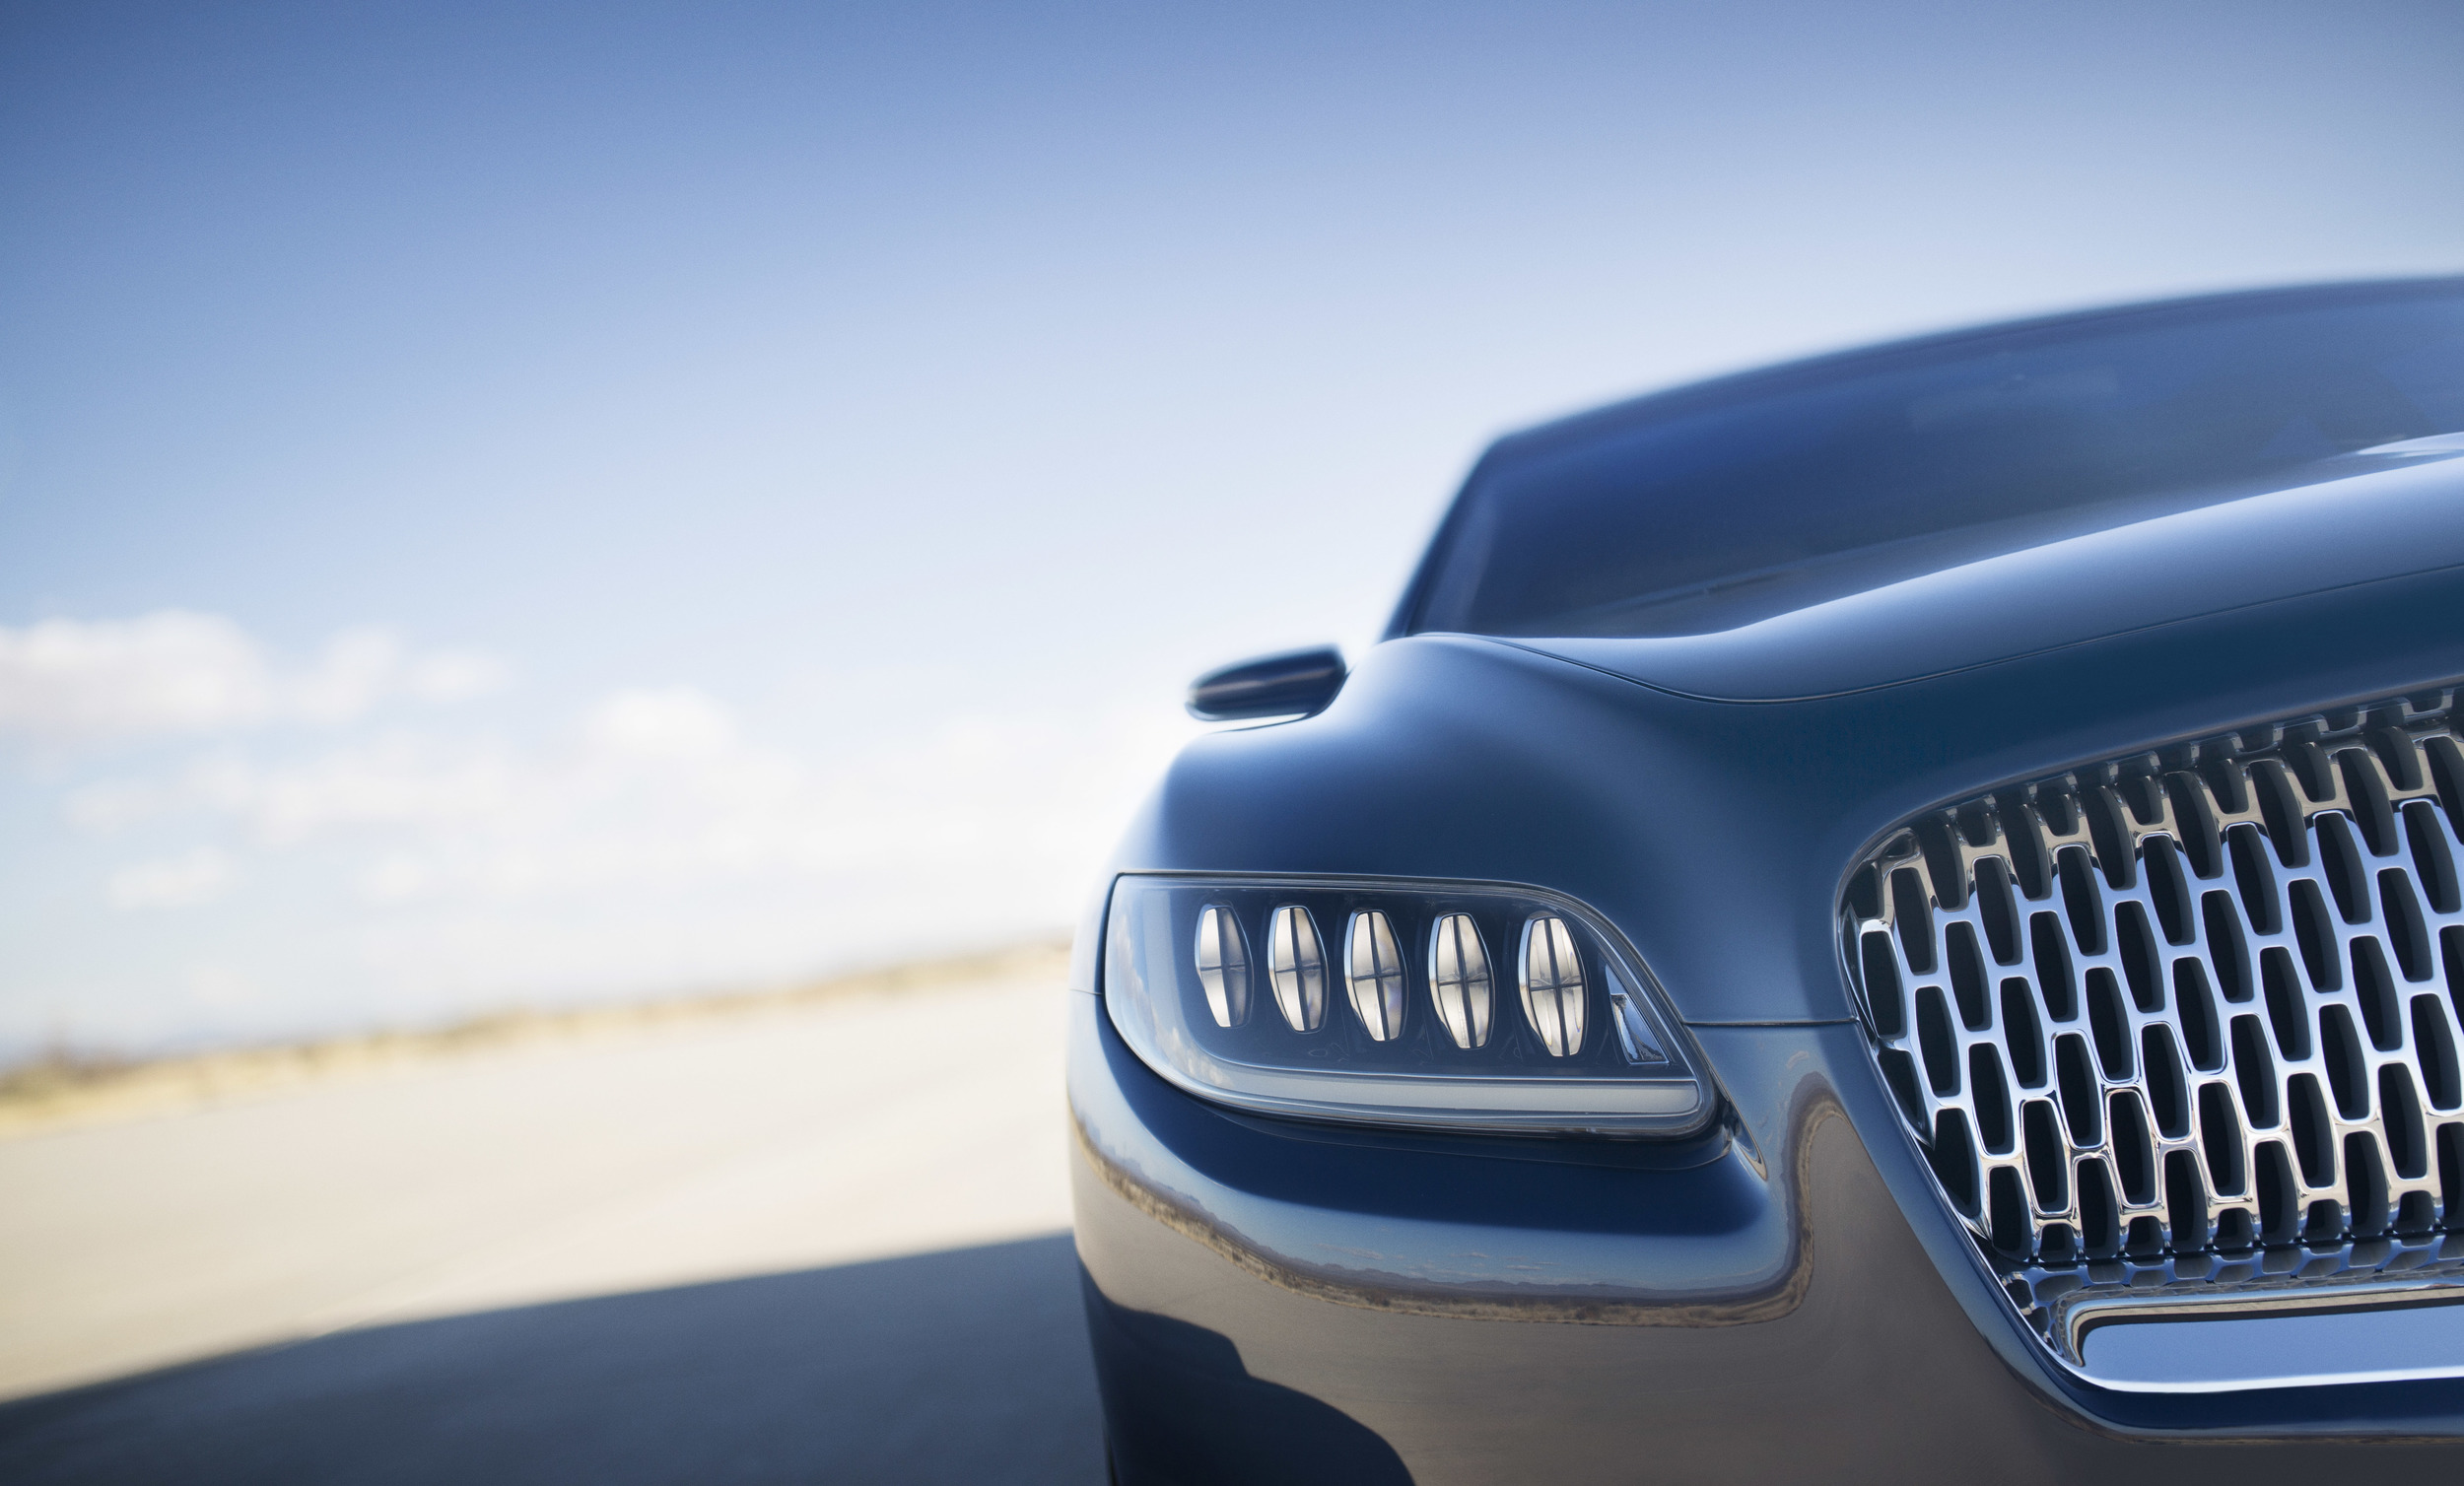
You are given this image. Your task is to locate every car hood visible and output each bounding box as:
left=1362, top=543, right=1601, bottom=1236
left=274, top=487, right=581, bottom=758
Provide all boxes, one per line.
left=1487, top=443, right=2464, bottom=703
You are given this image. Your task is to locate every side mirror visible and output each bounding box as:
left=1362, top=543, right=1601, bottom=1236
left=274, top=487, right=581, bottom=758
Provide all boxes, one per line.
left=1186, top=645, right=1346, bottom=722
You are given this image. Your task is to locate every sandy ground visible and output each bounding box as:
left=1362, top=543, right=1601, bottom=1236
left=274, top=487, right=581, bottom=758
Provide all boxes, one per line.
left=0, top=973, right=1102, bottom=1484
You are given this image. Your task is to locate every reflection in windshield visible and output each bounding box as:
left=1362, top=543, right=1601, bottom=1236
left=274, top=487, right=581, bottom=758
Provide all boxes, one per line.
left=1407, top=281, right=2464, bottom=639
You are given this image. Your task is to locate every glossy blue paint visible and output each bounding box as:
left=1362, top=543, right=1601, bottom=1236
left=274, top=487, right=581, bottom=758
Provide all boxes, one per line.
left=1387, top=276, right=2464, bottom=646
left=1185, top=645, right=1347, bottom=720
left=1074, top=281, right=2464, bottom=1478
left=1111, top=555, right=2464, bottom=1030
left=1513, top=454, right=2464, bottom=703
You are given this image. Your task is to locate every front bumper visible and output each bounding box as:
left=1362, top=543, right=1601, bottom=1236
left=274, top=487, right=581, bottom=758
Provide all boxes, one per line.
left=1068, top=990, right=2464, bottom=1485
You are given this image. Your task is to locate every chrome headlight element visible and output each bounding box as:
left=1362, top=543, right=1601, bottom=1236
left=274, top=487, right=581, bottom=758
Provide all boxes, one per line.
left=1344, top=910, right=1407, bottom=1042
left=1103, top=875, right=1705, bottom=1134
left=1427, top=912, right=1494, bottom=1049
left=1266, top=904, right=1329, bottom=1032
left=1192, top=905, right=1251, bottom=1029
left=1520, top=913, right=1588, bottom=1057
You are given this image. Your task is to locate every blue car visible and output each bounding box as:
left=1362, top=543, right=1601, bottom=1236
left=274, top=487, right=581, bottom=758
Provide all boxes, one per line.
left=1068, top=277, right=2464, bottom=1483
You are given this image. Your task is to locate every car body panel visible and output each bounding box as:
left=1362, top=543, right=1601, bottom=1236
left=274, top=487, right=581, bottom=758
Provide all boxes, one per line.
left=1116, top=562, right=2464, bottom=1028
left=1507, top=453, right=2464, bottom=703
left=1074, top=280, right=2464, bottom=1476
left=1072, top=993, right=2464, bottom=1482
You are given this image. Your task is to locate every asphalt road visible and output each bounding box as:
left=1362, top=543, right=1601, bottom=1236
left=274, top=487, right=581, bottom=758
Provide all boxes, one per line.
left=0, top=976, right=1103, bottom=1485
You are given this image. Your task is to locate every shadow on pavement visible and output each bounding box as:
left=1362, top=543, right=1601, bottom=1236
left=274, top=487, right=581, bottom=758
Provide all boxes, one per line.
left=0, top=1232, right=1103, bottom=1486
left=1084, top=1274, right=1412, bottom=1486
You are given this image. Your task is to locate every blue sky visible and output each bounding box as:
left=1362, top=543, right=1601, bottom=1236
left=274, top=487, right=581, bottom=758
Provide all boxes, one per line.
left=3, top=1, right=2460, bottom=1055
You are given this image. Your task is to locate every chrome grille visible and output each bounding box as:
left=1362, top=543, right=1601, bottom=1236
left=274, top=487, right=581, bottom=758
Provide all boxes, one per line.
left=1844, top=690, right=2464, bottom=1338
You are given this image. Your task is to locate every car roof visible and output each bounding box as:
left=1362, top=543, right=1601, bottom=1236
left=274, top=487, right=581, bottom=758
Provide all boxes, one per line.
left=1490, top=274, right=2464, bottom=466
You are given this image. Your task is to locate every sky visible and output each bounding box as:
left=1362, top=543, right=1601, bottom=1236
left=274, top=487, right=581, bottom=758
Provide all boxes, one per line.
left=2, top=0, right=2460, bottom=1057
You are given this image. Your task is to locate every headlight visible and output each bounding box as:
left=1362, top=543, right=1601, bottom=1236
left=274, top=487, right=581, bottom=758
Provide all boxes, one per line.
left=1103, top=874, right=1708, bottom=1135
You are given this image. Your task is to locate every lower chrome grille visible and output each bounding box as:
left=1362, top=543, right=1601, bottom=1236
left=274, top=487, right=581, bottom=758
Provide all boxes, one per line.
left=1843, top=688, right=2464, bottom=1344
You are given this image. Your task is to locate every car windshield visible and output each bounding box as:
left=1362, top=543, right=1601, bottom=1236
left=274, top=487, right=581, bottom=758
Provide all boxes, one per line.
left=1404, top=281, right=2464, bottom=639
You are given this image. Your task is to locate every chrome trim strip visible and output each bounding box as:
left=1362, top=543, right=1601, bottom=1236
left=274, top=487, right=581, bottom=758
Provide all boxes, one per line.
left=2061, top=1274, right=2464, bottom=1361
left=2062, top=1278, right=2464, bottom=1391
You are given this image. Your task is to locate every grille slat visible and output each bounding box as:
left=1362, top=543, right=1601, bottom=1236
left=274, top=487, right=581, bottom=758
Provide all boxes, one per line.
left=1848, top=691, right=2464, bottom=1333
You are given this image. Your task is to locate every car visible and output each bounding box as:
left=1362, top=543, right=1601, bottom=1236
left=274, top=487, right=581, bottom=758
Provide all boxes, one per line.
left=1066, top=276, right=2464, bottom=1483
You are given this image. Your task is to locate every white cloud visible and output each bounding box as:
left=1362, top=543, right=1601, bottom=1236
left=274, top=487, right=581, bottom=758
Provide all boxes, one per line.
left=18, top=644, right=1199, bottom=1051
left=220, top=738, right=520, bottom=845
left=0, top=612, right=509, bottom=749
left=186, top=967, right=264, bottom=1009
left=65, top=686, right=1190, bottom=913
left=356, top=853, right=436, bottom=905
left=406, top=650, right=513, bottom=704
left=285, top=628, right=401, bottom=726
left=288, top=628, right=512, bottom=723
left=0, top=612, right=270, bottom=745
left=61, top=777, right=167, bottom=833
left=583, top=687, right=738, bottom=760
left=106, top=846, right=239, bottom=911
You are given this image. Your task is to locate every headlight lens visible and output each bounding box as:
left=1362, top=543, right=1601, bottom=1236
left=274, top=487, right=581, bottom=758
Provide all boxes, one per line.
left=1103, top=874, right=1707, bottom=1134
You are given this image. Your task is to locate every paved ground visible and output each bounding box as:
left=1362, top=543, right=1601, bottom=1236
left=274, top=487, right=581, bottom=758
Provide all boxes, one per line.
left=0, top=976, right=1103, bottom=1484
